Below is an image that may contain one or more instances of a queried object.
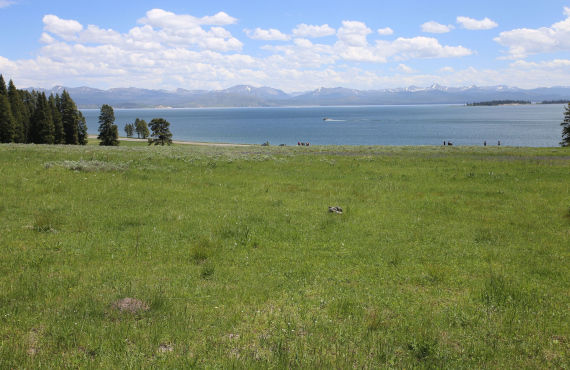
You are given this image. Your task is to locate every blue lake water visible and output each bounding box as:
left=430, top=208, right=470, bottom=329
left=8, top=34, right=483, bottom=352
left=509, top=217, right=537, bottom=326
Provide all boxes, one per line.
left=81, top=104, right=566, bottom=147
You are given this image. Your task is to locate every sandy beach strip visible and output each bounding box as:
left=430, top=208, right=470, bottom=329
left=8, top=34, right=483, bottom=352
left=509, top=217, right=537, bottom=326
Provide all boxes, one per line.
left=87, top=135, right=251, bottom=147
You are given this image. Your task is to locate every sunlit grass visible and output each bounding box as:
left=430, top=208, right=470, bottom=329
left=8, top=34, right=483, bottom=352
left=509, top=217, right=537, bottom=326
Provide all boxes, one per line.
left=0, top=142, right=568, bottom=367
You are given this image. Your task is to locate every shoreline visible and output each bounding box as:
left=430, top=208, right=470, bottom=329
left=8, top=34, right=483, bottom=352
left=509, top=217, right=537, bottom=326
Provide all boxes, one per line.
left=86, top=136, right=568, bottom=149
left=87, top=135, right=252, bottom=147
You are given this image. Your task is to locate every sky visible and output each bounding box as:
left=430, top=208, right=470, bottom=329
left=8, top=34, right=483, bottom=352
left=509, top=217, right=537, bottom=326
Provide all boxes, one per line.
left=0, top=0, right=569, bottom=92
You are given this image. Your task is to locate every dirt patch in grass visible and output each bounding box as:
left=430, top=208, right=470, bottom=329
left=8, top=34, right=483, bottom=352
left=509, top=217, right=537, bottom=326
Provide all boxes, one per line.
left=158, top=343, right=174, bottom=353
left=111, top=298, right=149, bottom=313
left=27, top=328, right=41, bottom=356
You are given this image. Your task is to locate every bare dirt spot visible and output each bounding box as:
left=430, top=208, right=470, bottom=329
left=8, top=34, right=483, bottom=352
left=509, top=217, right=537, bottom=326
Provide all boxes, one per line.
left=27, top=328, right=41, bottom=356
left=111, top=298, right=149, bottom=313
left=158, top=343, right=174, bottom=353
left=78, top=346, right=97, bottom=358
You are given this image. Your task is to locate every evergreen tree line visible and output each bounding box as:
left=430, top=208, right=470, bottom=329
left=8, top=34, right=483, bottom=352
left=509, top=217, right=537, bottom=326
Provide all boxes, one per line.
left=124, top=118, right=150, bottom=139
left=0, top=75, right=87, bottom=145
left=98, top=104, right=172, bottom=146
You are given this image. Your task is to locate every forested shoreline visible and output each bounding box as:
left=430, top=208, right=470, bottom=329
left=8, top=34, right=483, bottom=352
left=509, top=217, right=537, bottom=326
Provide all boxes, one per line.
left=0, top=75, right=87, bottom=145
left=467, top=99, right=570, bottom=106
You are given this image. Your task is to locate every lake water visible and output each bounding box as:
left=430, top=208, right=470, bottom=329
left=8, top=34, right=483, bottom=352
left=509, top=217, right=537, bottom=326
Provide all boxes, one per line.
left=81, top=104, right=566, bottom=147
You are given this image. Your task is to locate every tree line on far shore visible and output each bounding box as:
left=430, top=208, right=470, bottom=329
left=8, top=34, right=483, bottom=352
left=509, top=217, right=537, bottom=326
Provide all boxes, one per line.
left=97, top=104, right=172, bottom=146
left=467, top=100, right=570, bottom=106
left=0, top=75, right=87, bottom=145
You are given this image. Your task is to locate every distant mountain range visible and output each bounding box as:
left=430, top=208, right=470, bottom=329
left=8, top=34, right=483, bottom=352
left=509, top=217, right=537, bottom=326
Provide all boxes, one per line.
left=26, top=84, right=570, bottom=109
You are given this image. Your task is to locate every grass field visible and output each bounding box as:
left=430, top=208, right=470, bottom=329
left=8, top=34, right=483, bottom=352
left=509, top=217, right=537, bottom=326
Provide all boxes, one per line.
left=0, top=142, right=568, bottom=368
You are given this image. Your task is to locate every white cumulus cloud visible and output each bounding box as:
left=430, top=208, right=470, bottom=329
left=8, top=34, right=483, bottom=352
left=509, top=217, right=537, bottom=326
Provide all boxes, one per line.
left=337, top=45, right=386, bottom=63
left=80, top=25, right=122, bottom=45
left=510, top=59, right=570, bottom=69
left=379, top=36, right=473, bottom=60
left=292, top=24, right=335, bottom=38
left=377, top=27, right=394, bottom=36
left=245, top=28, right=290, bottom=41
left=39, top=32, right=55, bottom=44
left=43, top=15, right=83, bottom=41
left=494, top=7, right=570, bottom=58
left=457, top=16, right=498, bottom=30
left=337, top=21, right=372, bottom=47
left=293, top=38, right=313, bottom=48
left=139, top=8, right=237, bottom=28
left=200, top=11, right=238, bottom=26
left=421, top=21, right=454, bottom=34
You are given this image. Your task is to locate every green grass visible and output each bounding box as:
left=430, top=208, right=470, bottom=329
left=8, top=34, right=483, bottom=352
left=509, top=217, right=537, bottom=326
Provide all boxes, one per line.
left=0, top=142, right=568, bottom=368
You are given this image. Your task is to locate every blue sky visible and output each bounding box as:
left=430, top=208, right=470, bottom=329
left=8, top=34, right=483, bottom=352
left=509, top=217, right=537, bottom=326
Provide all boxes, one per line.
left=0, top=0, right=569, bottom=91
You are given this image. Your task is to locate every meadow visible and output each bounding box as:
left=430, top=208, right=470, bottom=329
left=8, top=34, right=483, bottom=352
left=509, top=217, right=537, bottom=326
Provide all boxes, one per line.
left=0, top=141, right=568, bottom=368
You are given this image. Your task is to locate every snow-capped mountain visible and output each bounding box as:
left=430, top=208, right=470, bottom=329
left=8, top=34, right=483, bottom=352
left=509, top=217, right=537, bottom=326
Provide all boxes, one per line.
left=25, top=84, right=570, bottom=108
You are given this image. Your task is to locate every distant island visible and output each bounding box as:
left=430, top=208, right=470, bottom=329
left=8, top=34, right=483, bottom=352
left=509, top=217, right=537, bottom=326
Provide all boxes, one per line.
left=467, top=100, right=532, bottom=106
left=540, top=100, right=570, bottom=104
left=467, top=99, right=570, bottom=106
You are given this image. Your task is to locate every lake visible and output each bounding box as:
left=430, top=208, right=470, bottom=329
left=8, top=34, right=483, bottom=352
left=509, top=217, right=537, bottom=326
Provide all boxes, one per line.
left=81, top=104, right=566, bottom=147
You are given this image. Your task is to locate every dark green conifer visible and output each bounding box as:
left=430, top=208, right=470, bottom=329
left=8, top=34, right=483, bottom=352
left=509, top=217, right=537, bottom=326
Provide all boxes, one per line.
left=124, top=122, right=134, bottom=137
left=0, top=75, right=7, bottom=96
left=135, top=118, right=149, bottom=139
left=97, top=104, right=119, bottom=146
left=60, top=90, right=79, bottom=144
left=148, top=118, right=173, bottom=146
left=49, top=94, right=65, bottom=144
left=20, top=90, right=36, bottom=143
left=561, top=103, right=570, bottom=147
left=30, top=92, right=54, bottom=144
left=77, top=111, right=88, bottom=145
left=0, top=94, right=14, bottom=143
left=7, top=80, right=26, bottom=143
left=0, top=75, right=11, bottom=143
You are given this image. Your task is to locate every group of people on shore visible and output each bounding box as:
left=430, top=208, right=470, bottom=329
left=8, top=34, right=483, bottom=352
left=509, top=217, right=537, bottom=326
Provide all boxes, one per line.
left=443, top=140, right=501, bottom=146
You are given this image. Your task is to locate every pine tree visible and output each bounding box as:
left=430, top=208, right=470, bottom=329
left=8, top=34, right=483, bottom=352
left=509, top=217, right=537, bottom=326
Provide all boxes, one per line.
left=97, top=104, right=119, bottom=146
left=124, top=123, right=134, bottom=137
left=49, top=94, right=65, bottom=144
left=148, top=118, right=173, bottom=146
left=60, top=90, right=79, bottom=144
left=20, top=90, right=36, bottom=143
left=77, top=111, right=88, bottom=145
left=30, top=92, right=55, bottom=144
left=7, top=80, right=26, bottom=143
left=561, top=103, right=570, bottom=147
left=135, top=118, right=149, bottom=139
left=0, top=74, right=12, bottom=143
left=0, top=94, right=14, bottom=143
left=0, top=75, right=7, bottom=96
